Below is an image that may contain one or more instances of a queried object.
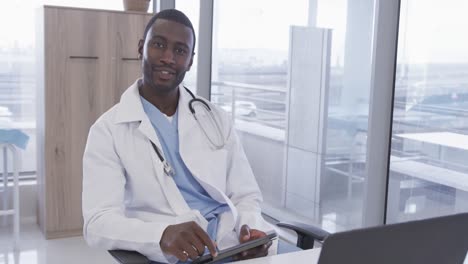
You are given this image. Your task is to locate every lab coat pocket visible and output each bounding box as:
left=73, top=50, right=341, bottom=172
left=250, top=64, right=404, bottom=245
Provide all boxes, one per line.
left=207, top=148, right=228, bottom=192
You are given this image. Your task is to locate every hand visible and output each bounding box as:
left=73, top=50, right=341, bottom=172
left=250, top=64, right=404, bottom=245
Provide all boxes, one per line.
left=233, top=225, right=272, bottom=261
left=159, top=221, right=218, bottom=262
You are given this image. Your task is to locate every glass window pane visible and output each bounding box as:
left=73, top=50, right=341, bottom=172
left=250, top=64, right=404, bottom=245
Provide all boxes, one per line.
left=387, top=0, right=468, bottom=223
left=212, top=0, right=377, bottom=232
left=42, top=0, right=152, bottom=11
left=175, top=0, right=200, bottom=93
left=0, top=1, right=145, bottom=177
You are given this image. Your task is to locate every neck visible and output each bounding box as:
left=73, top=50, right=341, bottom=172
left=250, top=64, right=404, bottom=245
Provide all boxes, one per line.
left=139, top=80, right=179, bottom=116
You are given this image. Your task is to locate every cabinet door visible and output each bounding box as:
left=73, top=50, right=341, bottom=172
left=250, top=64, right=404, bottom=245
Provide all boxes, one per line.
left=43, top=7, right=111, bottom=236
left=110, top=13, right=153, bottom=98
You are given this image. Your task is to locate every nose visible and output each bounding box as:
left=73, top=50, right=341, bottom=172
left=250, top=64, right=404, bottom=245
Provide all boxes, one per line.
left=159, top=48, right=175, bottom=65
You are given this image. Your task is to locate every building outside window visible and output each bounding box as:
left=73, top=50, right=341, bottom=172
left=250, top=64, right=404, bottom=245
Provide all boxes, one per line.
left=387, top=0, right=468, bottom=223
left=211, top=0, right=377, bottom=232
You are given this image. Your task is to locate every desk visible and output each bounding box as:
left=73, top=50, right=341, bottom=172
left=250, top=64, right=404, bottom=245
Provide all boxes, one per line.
left=228, top=248, right=321, bottom=264
left=227, top=248, right=468, bottom=264
left=388, top=132, right=468, bottom=222
left=395, top=132, right=468, bottom=151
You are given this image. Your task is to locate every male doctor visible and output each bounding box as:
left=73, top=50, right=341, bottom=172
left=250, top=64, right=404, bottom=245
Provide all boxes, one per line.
left=82, top=9, right=275, bottom=263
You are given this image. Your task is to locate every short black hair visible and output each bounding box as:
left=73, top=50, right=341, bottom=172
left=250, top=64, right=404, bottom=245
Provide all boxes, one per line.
left=143, top=9, right=196, bottom=54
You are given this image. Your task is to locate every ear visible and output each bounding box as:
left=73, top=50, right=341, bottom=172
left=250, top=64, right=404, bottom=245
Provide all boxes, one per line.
left=138, top=39, right=144, bottom=59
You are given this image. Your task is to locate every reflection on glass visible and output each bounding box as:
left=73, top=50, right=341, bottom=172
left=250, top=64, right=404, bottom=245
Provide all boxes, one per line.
left=212, top=0, right=376, bottom=232
left=387, top=0, right=468, bottom=223
left=0, top=1, right=132, bottom=176
left=211, top=0, right=308, bottom=131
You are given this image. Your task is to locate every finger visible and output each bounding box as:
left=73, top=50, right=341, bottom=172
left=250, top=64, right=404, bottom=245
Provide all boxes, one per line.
left=179, top=242, right=199, bottom=260
left=234, top=250, right=257, bottom=261
left=249, top=229, right=266, bottom=240
left=240, top=248, right=265, bottom=260
left=191, top=243, right=203, bottom=256
left=234, top=248, right=259, bottom=260
left=187, top=235, right=205, bottom=257
left=240, top=225, right=251, bottom=242
left=191, top=223, right=217, bottom=256
left=237, top=241, right=272, bottom=260
left=173, top=249, right=190, bottom=262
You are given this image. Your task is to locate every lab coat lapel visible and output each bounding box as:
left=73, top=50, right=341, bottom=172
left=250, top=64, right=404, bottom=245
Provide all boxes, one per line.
left=178, top=88, right=208, bottom=176
left=138, top=118, right=160, bottom=149
left=178, top=88, right=225, bottom=194
left=114, top=80, right=167, bottom=161
left=173, top=87, right=237, bottom=235
left=116, top=81, right=190, bottom=215
left=146, top=139, right=190, bottom=215
left=178, top=87, right=199, bottom=141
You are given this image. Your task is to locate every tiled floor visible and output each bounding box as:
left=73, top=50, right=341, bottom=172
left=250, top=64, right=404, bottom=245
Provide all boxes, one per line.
left=0, top=223, right=115, bottom=264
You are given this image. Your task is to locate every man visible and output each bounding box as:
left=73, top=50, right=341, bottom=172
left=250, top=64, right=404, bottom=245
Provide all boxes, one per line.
left=82, top=9, right=275, bottom=263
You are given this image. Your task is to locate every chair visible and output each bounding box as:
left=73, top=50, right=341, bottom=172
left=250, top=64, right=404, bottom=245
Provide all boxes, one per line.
left=108, top=250, right=150, bottom=264
left=276, top=221, right=330, bottom=249
left=108, top=222, right=330, bottom=263
left=0, top=143, right=21, bottom=250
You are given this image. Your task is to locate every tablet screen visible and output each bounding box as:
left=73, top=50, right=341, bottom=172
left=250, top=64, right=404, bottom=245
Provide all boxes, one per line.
left=192, top=230, right=277, bottom=264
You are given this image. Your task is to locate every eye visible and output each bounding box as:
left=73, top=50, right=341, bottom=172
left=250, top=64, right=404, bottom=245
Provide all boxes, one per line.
left=152, top=40, right=165, bottom=49
left=175, top=47, right=188, bottom=56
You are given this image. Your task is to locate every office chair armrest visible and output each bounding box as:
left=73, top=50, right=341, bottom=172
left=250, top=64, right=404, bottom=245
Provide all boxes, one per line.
left=108, top=250, right=150, bottom=264
left=277, top=221, right=330, bottom=250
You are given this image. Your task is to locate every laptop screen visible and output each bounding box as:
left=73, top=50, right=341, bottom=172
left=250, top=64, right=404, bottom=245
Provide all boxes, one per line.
left=318, top=213, right=468, bottom=264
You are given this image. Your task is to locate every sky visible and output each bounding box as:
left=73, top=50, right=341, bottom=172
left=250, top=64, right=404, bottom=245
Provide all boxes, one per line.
left=0, top=0, right=129, bottom=48
left=399, top=0, right=468, bottom=64
left=1, top=0, right=468, bottom=64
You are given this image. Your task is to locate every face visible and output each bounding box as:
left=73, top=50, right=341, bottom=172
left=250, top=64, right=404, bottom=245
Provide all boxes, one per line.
left=139, top=19, right=194, bottom=94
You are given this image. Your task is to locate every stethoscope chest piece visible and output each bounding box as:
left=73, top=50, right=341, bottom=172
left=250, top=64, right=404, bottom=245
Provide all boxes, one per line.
left=150, top=141, right=175, bottom=177
left=163, top=161, right=175, bottom=177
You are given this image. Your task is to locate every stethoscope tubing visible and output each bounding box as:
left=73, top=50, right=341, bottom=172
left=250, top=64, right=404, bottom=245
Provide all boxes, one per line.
left=150, top=86, right=225, bottom=177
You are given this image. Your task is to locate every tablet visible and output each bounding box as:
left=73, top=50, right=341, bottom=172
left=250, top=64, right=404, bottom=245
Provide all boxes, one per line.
left=192, top=230, right=277, bottom=264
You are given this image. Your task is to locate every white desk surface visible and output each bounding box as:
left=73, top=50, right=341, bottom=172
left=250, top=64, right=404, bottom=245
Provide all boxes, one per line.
left=227, top=248, right=321, bottom=264
left=395, top=132, right=468, bottom=151
left=390, top=158, right=468, bottom=191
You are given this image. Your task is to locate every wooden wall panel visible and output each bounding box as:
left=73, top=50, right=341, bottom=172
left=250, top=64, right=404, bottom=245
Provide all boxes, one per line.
left=112, top=12, right=152, bottom=98
left=38, top=6, right=153, bottom=239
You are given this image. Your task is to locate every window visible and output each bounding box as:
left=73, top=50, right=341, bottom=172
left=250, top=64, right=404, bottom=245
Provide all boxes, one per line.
left=387, top=0, right=468, bottom=223
left=212, top=0, right=377, bottom=232
left=0, top=1, right=147, bottom=179
left=175, top=0, right=200, bottom=93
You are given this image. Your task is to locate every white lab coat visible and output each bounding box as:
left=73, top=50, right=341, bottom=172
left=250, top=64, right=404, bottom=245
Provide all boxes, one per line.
left=82, top=80, right=276, bottom=263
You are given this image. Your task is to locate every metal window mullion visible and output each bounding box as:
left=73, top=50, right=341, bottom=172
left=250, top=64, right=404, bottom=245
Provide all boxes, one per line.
left=159, top=0, right=175, bottom=11
left=153, top=0, right=158, bottom=12
left=196, top=0, right=214, bottom=100
left=362, top=0, right=401, bottom=227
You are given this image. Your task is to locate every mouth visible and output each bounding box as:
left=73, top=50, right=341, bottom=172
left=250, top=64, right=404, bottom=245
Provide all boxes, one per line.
left=152, top=66, right=176, bottom=80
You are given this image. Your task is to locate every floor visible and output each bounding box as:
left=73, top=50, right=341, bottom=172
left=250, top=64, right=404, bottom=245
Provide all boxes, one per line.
left=0, top=223, right=115, bottom=264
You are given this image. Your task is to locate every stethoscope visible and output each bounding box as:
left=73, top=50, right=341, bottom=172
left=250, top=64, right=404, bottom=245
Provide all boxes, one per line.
left=149, top=86, right=225, bottom=177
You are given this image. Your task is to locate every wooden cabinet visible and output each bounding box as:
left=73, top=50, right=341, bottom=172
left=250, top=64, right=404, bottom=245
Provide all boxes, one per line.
left=36, top=6, right=152, bottom=239
left=112, top=12, right=149, bottom=97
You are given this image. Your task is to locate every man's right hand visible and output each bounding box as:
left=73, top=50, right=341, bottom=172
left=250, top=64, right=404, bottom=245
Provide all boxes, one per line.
left=159, top=221, right=218, bottom=262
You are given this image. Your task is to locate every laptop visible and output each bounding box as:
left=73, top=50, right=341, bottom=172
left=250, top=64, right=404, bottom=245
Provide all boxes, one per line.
left=317, top=213, right=468, bottom=264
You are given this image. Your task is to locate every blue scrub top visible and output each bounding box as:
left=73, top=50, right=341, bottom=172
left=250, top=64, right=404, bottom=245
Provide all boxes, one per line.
left=141, top=96, right=230, bottom=242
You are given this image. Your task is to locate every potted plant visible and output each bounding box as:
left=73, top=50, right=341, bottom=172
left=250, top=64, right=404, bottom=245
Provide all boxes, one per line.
left=123, top=0, right=150, bottom=12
